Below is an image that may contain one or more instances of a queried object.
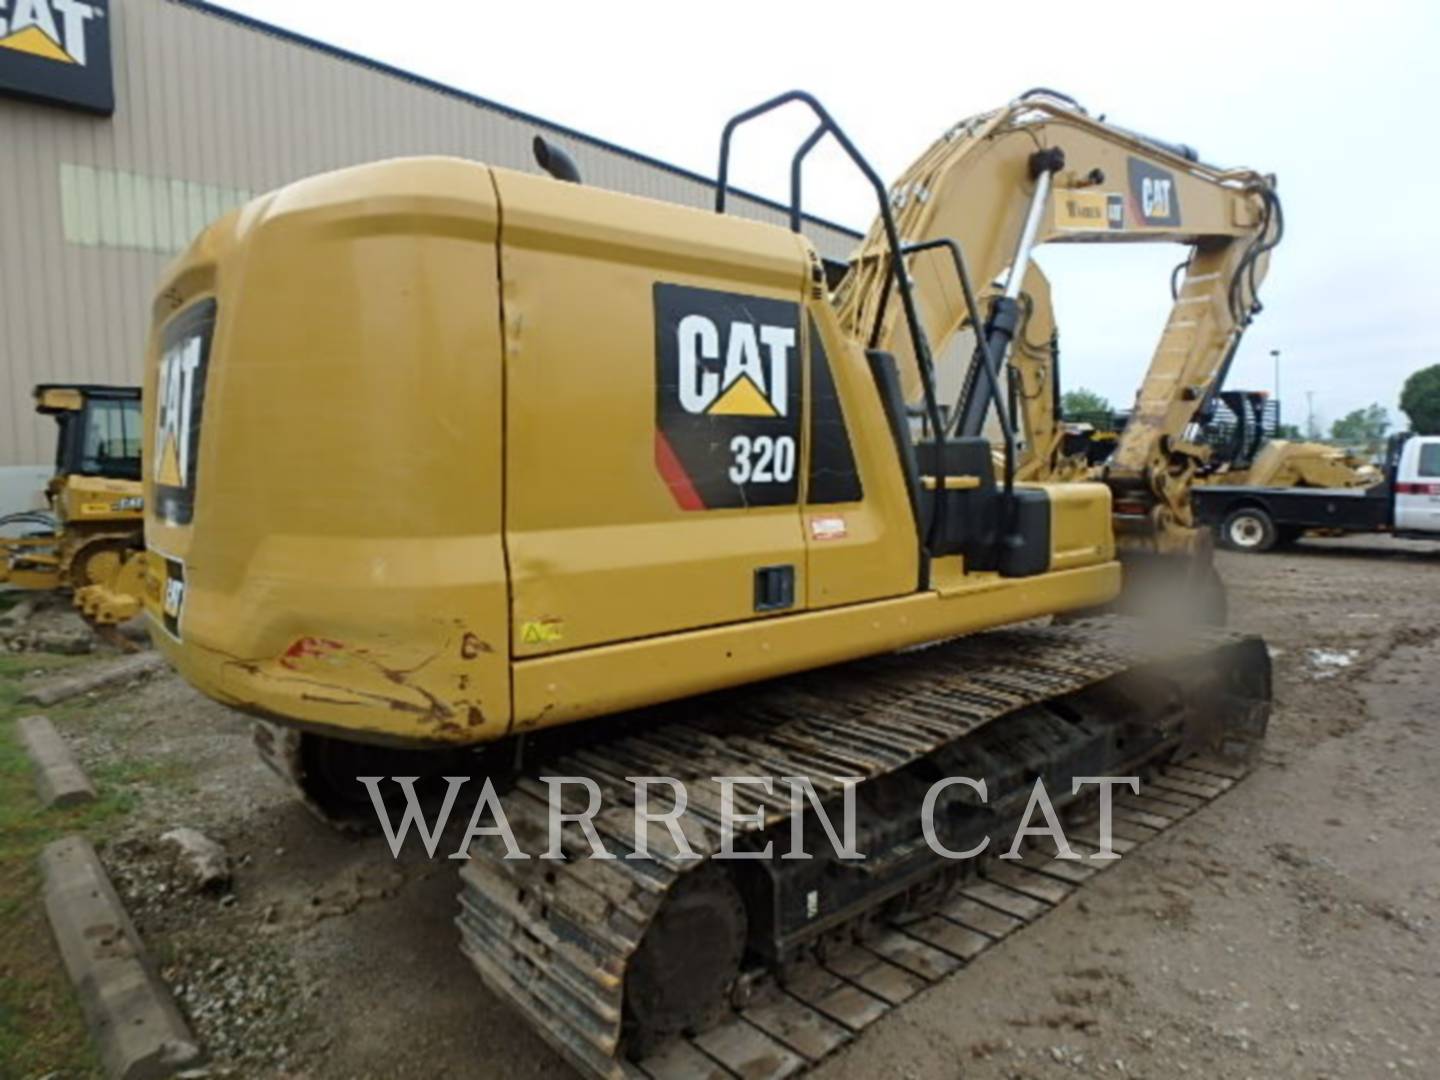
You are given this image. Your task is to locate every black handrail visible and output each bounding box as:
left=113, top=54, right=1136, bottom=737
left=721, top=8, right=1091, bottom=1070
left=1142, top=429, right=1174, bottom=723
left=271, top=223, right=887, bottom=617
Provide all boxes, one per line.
left=788, top=125, right=827, bottom=234
left=715, top=90, right=949, bottom=558
left=898, top=239, right=1018, bottom=508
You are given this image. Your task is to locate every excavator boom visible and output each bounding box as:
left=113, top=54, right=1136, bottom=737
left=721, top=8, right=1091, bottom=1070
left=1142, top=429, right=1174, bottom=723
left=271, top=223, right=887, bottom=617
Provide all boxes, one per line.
left=834, top=90, right=1282, bottom=555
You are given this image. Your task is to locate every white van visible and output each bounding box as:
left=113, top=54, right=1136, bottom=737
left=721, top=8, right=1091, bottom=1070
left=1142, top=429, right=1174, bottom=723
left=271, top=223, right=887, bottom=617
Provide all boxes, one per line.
left=1394, top=435, right=1440, bottom=537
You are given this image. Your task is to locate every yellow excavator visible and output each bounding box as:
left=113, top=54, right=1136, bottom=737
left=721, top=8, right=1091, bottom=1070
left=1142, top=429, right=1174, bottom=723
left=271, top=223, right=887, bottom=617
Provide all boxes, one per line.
left=139, top=91, right=1274, bottom=1077
left=1, top=384, right=147, bottom=633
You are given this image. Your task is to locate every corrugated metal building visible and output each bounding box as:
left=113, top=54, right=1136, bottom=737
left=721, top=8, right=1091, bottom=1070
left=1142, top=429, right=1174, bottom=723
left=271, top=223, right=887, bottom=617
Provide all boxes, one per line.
left=0, top=0, right=858, bottom=510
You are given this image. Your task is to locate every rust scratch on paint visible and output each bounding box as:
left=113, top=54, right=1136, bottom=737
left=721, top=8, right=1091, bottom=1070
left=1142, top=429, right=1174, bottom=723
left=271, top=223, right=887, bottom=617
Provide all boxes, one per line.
left=460, top=632, right=492, bottom=659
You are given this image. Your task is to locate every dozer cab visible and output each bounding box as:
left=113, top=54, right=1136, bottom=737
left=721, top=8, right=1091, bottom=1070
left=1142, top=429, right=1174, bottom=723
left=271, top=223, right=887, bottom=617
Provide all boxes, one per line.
left=1, top=384, right=147, bottom=629
left=139, top=92, right=1272, bottom=1077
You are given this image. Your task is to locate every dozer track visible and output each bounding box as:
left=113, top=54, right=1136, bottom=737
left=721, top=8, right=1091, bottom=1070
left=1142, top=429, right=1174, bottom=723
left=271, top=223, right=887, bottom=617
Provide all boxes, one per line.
left=452, top=617, right=1270, bottom=1079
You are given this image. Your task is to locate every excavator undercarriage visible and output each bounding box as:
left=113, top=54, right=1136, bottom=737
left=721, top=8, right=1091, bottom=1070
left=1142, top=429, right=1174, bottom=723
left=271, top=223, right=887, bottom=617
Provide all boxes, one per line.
left=258, top=617, right=1268, bottom=1078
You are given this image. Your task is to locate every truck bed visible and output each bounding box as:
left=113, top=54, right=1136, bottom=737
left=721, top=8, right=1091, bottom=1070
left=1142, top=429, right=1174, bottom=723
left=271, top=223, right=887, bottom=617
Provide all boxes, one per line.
left=1194, top=483, right=1393, bottom=532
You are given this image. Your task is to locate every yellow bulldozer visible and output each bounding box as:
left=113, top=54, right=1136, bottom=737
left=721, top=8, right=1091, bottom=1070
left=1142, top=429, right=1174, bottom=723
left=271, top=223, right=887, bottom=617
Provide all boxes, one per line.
left=137, top=90, right=1275, bottom=1076
left=1, top=384, right=147, bottom=633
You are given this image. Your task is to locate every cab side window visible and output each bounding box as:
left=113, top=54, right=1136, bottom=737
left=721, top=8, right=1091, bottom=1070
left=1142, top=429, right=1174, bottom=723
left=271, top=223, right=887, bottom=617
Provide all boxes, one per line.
left=82, top=399, right=142, bottom=480
left=1418, top=443, right=1440, bottom=478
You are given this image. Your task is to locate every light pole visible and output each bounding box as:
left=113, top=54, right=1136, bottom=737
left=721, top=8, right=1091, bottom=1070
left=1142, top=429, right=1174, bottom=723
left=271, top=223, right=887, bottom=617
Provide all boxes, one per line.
left=1270, top=349, right=1281, bottom=428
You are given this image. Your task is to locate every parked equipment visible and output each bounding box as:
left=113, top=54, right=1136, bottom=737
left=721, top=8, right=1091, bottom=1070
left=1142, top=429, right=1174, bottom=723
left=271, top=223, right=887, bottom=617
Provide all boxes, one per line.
left=1, top=385, right=147, bottom=629
left=1196, top=431, right=1440, bottom=551
left=1199, top=389, right=1379, bottom=490
left=140, top=91, right=1272, bottom=1077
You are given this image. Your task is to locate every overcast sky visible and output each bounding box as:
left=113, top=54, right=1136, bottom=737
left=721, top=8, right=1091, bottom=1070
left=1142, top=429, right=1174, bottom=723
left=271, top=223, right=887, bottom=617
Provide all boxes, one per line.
left=222, top=0, right=1438, bottom=434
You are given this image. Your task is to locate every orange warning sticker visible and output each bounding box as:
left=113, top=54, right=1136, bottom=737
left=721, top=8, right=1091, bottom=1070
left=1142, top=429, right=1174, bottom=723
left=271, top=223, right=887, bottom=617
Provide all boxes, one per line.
left=809, top=515, right=847, bottom=541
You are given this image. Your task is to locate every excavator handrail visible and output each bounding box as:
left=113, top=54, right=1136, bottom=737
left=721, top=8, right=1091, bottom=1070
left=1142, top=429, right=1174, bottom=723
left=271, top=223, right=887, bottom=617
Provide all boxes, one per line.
left=899, top=237, right=1028, bottom=566
left=787, top=124, right=828, bottom=235
left=899, top=238, right=1018, bottom=502
left=714, top=89, right=951, bottom=559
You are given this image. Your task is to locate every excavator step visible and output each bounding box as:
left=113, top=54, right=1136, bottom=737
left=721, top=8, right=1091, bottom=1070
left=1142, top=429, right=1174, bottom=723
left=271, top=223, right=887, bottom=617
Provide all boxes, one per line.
left=449, top=616, right=1269, bottom=1080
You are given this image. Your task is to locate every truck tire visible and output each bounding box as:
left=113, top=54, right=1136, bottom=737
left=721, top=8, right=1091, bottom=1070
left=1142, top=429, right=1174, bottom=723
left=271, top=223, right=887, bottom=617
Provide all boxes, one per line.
left=1220, top=506, right=1277, bottom=552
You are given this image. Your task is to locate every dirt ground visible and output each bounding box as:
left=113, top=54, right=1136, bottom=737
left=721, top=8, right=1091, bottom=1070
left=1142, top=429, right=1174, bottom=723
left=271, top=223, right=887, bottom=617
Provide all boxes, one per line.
left=9, top=534, right=1440, bottom=1079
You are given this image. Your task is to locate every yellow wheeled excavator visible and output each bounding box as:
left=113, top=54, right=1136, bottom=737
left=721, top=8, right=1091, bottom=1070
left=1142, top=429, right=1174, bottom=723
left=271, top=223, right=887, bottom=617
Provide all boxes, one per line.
left=139, top=91, right=1272, bottom=1077
left=1, top=384, right=147, bottom=633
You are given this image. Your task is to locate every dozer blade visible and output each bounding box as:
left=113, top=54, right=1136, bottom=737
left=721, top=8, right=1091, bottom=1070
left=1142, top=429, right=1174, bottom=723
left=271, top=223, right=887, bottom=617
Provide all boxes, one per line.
left=454, top=616, right=1269, bottom=1079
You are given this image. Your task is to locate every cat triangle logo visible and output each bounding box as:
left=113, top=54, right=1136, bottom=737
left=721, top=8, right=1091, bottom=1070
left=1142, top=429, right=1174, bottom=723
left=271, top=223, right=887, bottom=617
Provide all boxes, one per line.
left=155, top=431, right=183, bottom=487
left=0, top=0, right=112, bottom=115
left=154, top=333, right=204, bottom=490
left=0, top=1, right=100, bottom=66
left=0, top=24, right=73, bottom=62
left=676, top=313, right=794, bottom=418
left=707, top=374, right=778, bottom=418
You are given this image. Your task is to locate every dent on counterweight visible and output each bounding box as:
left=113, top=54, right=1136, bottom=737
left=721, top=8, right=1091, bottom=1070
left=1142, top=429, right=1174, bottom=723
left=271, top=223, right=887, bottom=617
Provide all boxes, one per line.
left=204, top=628, right=495, bottom=740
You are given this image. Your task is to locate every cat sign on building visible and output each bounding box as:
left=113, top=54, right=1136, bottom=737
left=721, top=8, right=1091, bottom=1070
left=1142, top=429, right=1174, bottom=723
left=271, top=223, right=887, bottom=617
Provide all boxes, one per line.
left=0, top=0, right=113, bottom=114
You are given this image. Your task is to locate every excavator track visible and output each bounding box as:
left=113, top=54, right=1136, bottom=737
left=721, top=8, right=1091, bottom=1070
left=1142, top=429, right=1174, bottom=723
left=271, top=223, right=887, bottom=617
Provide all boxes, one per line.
left=453, top=617, right=1269, bottom=1079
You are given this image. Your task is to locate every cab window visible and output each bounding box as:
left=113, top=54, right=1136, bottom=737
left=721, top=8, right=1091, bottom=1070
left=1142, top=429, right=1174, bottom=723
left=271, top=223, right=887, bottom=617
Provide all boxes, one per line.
left=1419, top=443, right=1440, bottom=478
left=82, top=399, right=142, bottom=480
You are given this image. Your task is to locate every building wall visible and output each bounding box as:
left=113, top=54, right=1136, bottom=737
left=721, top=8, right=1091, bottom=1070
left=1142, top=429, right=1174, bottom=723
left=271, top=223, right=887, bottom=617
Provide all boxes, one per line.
left=0, top=0, right=859, bottom=476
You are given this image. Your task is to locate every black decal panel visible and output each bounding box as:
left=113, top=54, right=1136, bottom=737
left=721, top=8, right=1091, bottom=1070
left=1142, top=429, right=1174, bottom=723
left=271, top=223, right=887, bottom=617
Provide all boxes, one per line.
left=153, top=299, right=216, bottom=527
left=0, top=0, right=114, bottom=115
left=807, top=317, right=862, bottom=505
left=654, top=283, right=801, bottom=510
left=1127, top=157, right=1182, bottom=227
left=159, top=556, right=186, bottom=640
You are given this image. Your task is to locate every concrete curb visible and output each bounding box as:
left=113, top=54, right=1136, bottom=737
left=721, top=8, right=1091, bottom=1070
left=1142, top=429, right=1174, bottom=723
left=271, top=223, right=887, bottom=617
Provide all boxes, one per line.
left=16, top=714, right=96, bottom=807
left=21, top=652, right=167, bottom=707
left=41, top=836, right=202, bottom=1080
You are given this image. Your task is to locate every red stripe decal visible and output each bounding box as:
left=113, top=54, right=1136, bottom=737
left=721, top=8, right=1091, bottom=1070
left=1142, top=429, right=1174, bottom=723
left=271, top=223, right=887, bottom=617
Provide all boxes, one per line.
left=654, top=430, right=705, bottom=511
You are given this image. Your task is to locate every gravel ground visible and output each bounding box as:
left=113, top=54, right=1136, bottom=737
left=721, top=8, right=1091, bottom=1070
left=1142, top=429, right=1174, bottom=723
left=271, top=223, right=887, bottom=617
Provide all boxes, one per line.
left=30, top=533, right=1440, bottom=1079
